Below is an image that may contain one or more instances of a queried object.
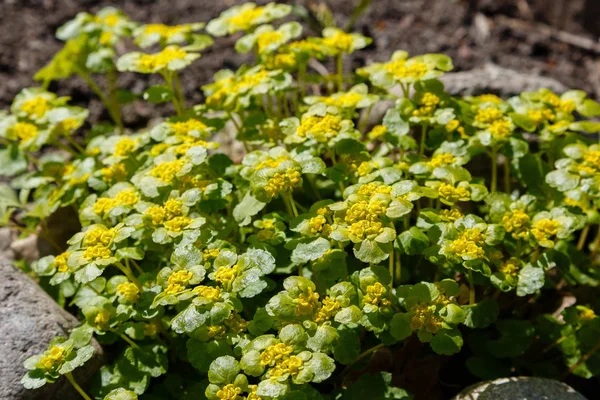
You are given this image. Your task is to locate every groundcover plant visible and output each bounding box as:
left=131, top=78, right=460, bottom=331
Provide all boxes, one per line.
left=1, top=2, right=600, bottom=399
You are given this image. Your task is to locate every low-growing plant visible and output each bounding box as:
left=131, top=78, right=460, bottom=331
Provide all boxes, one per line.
left=1, top=3, right=600, bottom=399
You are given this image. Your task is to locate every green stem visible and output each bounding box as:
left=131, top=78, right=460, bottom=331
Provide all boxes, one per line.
left=161, top=72, right=183, bottom=115
left=77, top=71, right=123, bottom=133
left=388, top=247, right=394, bottom=297
left=65, top=372, right=92, bottom=400
left=468, top=269, right=475, bottom=305
left=503, top=156, right=511, bottom=193
left=173, top=73, right=186, bottom=111
left=591, top=226, right=600, bottom=262
left=118, top=332, right=140, bottom=349
left=577, top=225, right=591, bottom=251
left=342, top=343, right=385, bottom=376
left=286, top=194, right=299, bottom=217
left=395, top=251, right=401, bottom=284
left=298, top=62, right=307, bottom=100
left=419, top=124, right=427, bottom=156
left=64, top=135, right=86, bottom=154
left=565, top=340, right=600, bottom=378
left=115, top=261, right=142, bottom=290
left=490, top=147, right=498, bottom=193
left=336, top=54, right=344, bottom=92
left=129, top=259, right=144, bottom=275
left=106, top=71, right=124, bottom=134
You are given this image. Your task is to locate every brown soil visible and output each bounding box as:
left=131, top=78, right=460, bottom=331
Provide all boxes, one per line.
left=1, top=0, right=600, bottom=126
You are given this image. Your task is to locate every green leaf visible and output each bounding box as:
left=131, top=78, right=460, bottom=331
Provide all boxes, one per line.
left=439, top=304, right=465, bottom=325
left=124, top=344, right=168, bottom=378
left=257, top=380, right=289, bottom=398
left=390, top=313, right=413, bottom=340
left=397, top=227, right=429, bottom=255
left=545, top=170, right=580, bottom=192
left=341, top=371, right=411, bottom=400
left=233, top=192, right=266, bottom=226
left=509, top=113, right=537, bottom=132
left=487, top=319, right=535, bottom=358
left=291, top=238, right=330, bottom=264
left=0, top=144, right=27, bottom=177
left=20, top=369, right=47, bottom=389
left=104, top=388, right=139, bottom=400
left=143, top=86, right=174, bottom=104
left=462, top=299, right=499, bottom=328
left=516, top=264, right=545, bottom=297
left=354, top=240, right=389, bottom=264
left=518, top=154, right=552, bottom=197
left=430, top=329, right=463, bottom=355
left=187, top=339, right=232, bottom=373
left=59, top=345, right=94, bottom=374
left=208, top=355, right=240, bottom=385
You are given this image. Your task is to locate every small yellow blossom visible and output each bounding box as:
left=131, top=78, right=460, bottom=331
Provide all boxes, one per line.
left=39, top=346, right=66, bottom=372
left=20, top=96, right=50, bottom=118
left=145, top=206, right=166, bottom=225
left=114, top=137, right=137, bottom=157
left=165, top=270, right=193, bottom=294
left=193, top=285, right=222, bottom=300
left=297, top=114, right=342, bottom=142
left=163, top=216, right=192, bottom=232
left=85, top=227, right=116, bottom=247
left=94, top=308, right=111, bottom=329
left=294, top=287, right=320, bottom=315
left=138, top=47, right=189, bottom=71
left=429, top=153, right=456, bottom=168
left=410, top=304, right=441, bottom=333
left=54, top=252, right=71, bottom=273
left=313, top=296, right=342, bottom=323
left=531, top=219, right=559, bottom=244
left=83, top=244, right=112, bottom=260
left=502, top=209, right=530, bottom=239
left=474, top=107, right=503, bottom=125
left=170, top=119, right=208, bottom=136
left=499, top=258, right=520, bottom=277
left=363, top=282, right=391, bottom=308
left=384, top=59, right=429, bottom=80
left=11, top=122, right=39, bottom=143
left=117, top=282, right=140, bottom=303
left=264, top=169, right=302, bottom=198
left=437, top=183, right=470, bottom=203
left=369, top=124, right=387, bottom=140
left=150, top=159, right=186, bottom=183
left=214, top=265, right=239, bottom=286
left=216, top=383, right=243, bottom=400
left=439, top=209, right=463, bottom=222
left=260, top=343, right=294, bottom=366
left=101, top=163, right=128, bottom=182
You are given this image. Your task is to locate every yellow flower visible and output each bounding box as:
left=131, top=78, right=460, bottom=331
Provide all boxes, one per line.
left=138, top=47, right=189, bottom=71
left=449, top=229, right=485, bottom=259
left=269, top=355, right=303, bottom=379
left=429, top=153, right=456, bottom=168
left=257, top=30, right=283, bottom=53
left=202, top=248, right=220, bottom=261
left=145, top=206, right=166, bottom=225
left=163, top=216, right=192, bottom=232
left=164, top=199, right=184, bottom=219
left=437, top=183, right=470, bottom=203
left=313, top=296, right=342, bottom=323
left=410, top=304, right=441, bottom=333
left=234, top=69, right=270, bottom=92
left=531, top=219, right=559, bottom=243
left=208, top=325, right=227, bottom=338
left=578, top=308, right=596, bottom=322
left=264, top=169, right=302, bottom=198
left=445, top=119, right=460, bottom=132
left=20, top=96, right=50, bottom=118
left=117, top=282, right=140, bottom=303
left=216, top=383, right=243, bottom=400
left=308, top=215, right=331, bottom=235
left=39, top=346, right=66, bottom=372
left=229, top=7, right=264, bottom=31
left=150, top=143, right=169, bottom=156
left=474, top=107, right=503, bottom=125
left=260, top=343, right=294, bottom=366
left=439, top=209, right=463, bottom=222
left=150, top=159, right=186, bottom=183
left=54, top=251, right=71, bottom=273
left=101, top=163, right=128, bottom=182
left=165, top=270, right=194, bottom=294
left=363, top=282, right=391, bottom=308
left=114, top=137, right=137, bottom=157
left=499, top=258, right=520, bottom=277
left=383, top=59, right=429, bottom=80
left=114, top=189, right=139, bottom=206
left=369, top=124, right=387, bottom=140
left=85, top=227, right=116, bottom=247
left=583, top=150, right=600, bottom=171
left=193, top=285, right=222, bottom=300
left=170, top=119, right=208, bottom=136
left=224, top=312, right=248, bottom=333
left=322, top=30, right=354, bottom=54
left=294, top=287, right=320, bottom=315
left=502, top=209, right=530, bottom=239
left=488, top=118, right=513, bottom=140
left=297, top=114, right=342, bottom=142
left=83, top=244, right=112, bottom=260
left=214, top=265, right=239, bottom=286
left=99, top=31, right=114, bottom=45
left=94, top=308, right=111, bottom=329
left=11, top=122, right=39, bottom=143
left=143, top=24, right=186, bottom=39
left=478, top=94, right=502, bottom=104
left=322, top=92, right=364, bottom=108
left=94, top=198, right=117, bottom=215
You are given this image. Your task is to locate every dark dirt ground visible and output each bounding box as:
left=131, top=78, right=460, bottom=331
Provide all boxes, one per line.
left=1, top=0, right=600, bottom=127
left=1, top=0, right=600, bottom=399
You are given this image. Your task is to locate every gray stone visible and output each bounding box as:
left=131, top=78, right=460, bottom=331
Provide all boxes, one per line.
left=440, top=63, right=568, bottom=97
left=453, top=377, right=587, bottom=400
left=0, top=259, right=103, bottom=400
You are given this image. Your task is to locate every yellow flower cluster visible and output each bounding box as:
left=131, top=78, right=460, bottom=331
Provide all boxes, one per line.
left=144, top=24, right=185, bottom=38
left=11, top=122, right=38, bottom=143
left=85, top=227, right=116, bottom=247
left=409, top=304, right=442, bottom=333
left=83, top=244, right=112, bottom=260
left=428, top=153, right=456, bottom=168
left=269, top=355, right=303, bottom=379
left=499, top=258, right=520, bottom=277
left=101, top=163, right=128, bottom=182
left=193, top=285, right=222, bottom=300
left=449, top=228, right=485, bottom=259
left=138, top=47, right=188, bottom=71
left=260, top=343, right=293, bottom=366
left=357, top=183, right=392, bottom=197
left=368, top=124, right=387, bottom=140
left=413, top=92, right=440, bottom=117
left=308, top=215, right=331, bottom=236
left=163, top=216, right=192, bottom=232
left=54, top=251, right=71, bottom=273
left=165, top=270, right=194, bottom=295
left=38, top=346, right=66, bottom=372
left=117, top=282, right=140, bottom=303
left=214, top=265, right=239, bottom=286
left=216, top=384, right=243, bottom=400
left=322, top=30, right=354, bottom=54
left=543, top=92, right=576, bottom=114
left=383, top=59, right=429, bottom=80
left=488, top=119, right=512, bottom=140
left=20, top=96, right=50, bottom=118
left=502, top=209, right=530, bottom=239
left=437, top=183, right=470, bottom=203
left=530, top=219, right=559, bottom=244
left=257, top=31, right=283, bottom=53
left=114, top=137, right=137, bottom=157
left=255, top=155, right=291, bottom=171
left=348, top=219, right=384, bottom=241
left=527, top=109, right=555, bottom=125
left=322, top=92, right=363, bottom=108
left=294, top=287, right=320, bottom=316
left=229, top=7, right=264, bottom=30
left=202, top=248, right=220, bottom=261
left=264, top=169, right=302, bottom=198
left=94, top=189, right=139, bottom=215
left=583, top=150, right=600, bottom=172
left=170, top=119, right=209, bottom=136
left=439, top=209, right=463, bottom=222
left=363, top=282, right=391, bottom=308
left=150, top=159, right=186, bottom=183
left=313, top=296, right=342, bottom=323
left=224, top=312, right=249, bottom=334
left=297, top=114, right=342, bottom=142
left=94, top=308, right=111, bottom=329
left=474, top=107, right=503, bottom=125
